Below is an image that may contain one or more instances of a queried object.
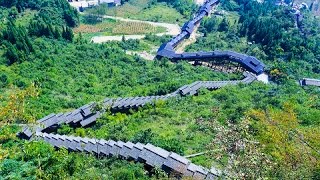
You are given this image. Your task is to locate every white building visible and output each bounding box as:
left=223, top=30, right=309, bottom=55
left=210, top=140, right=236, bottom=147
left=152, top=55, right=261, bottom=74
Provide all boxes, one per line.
left=67, top=0, right=121, bottom=11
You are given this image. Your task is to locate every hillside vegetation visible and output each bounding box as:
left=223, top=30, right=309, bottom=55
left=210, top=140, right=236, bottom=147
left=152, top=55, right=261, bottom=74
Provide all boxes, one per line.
left=0, top=0, right=319, bottom=179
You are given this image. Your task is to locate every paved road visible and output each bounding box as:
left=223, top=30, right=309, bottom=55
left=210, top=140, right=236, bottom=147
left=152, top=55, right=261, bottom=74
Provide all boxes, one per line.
left=91, top=15, right=181, bottom=43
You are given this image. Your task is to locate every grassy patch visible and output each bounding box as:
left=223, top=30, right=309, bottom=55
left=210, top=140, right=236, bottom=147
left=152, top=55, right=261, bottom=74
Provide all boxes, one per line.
left=15, top=9, right=37, bottom=27
left=128, top=4, right=186, bottom=24
left=104, top=0, right=148, bottom=17
left=102, top=2, right=186, bottom=23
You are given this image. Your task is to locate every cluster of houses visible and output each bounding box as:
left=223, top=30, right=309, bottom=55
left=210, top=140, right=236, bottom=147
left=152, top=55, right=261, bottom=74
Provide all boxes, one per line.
left=274, top=0, right=320, bottom=16
left=67, top=0, right=121, bottom=11
left=310, top=0, right=320, bottom=15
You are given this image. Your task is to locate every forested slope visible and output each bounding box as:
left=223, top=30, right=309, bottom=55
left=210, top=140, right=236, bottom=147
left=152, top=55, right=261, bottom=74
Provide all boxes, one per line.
left=0, top=0, right=319, bottom=179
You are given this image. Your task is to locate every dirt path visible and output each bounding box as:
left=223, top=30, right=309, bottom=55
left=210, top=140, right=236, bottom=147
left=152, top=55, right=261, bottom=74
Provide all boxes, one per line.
left=92, top=35, right=146, bottom=42
left=91, top=15, right=180, bottom=43
left=175, top=23, right=200, bottom=53
left=126, top=50, right=155, bottom=61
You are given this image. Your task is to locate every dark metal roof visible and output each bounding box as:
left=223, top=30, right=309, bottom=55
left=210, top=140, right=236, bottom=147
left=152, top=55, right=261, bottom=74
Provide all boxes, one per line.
left=164, top=152, right=190, bottom=174
left=32, top=131, right=220, bottom=179
left=139, top=143, right=170, bottom=167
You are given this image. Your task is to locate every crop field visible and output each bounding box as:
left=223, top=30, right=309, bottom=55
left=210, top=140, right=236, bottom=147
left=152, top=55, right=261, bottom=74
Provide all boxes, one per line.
left=73, top=19, right=165, bottom=36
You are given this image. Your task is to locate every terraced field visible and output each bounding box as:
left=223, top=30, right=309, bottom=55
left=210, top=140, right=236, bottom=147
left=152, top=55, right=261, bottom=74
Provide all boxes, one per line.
left=74, top=19, right=166, bottom=36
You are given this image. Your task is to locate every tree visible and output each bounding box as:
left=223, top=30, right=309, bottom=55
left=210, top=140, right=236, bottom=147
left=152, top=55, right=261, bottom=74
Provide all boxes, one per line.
left=4, top=42, right=20, bottom=64
left=218, top=18, right=229, bottom=32
left=62, top=26, right=74, bottom=41
left=2, top=20, right=34, bottom=64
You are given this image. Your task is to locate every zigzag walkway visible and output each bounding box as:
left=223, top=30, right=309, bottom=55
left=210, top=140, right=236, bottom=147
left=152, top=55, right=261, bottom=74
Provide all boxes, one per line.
left=19, top=72, right=256, bottom=179
left=19, top=0, right=265, bottom=179
left=32, top=131, right=219, bottom=179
